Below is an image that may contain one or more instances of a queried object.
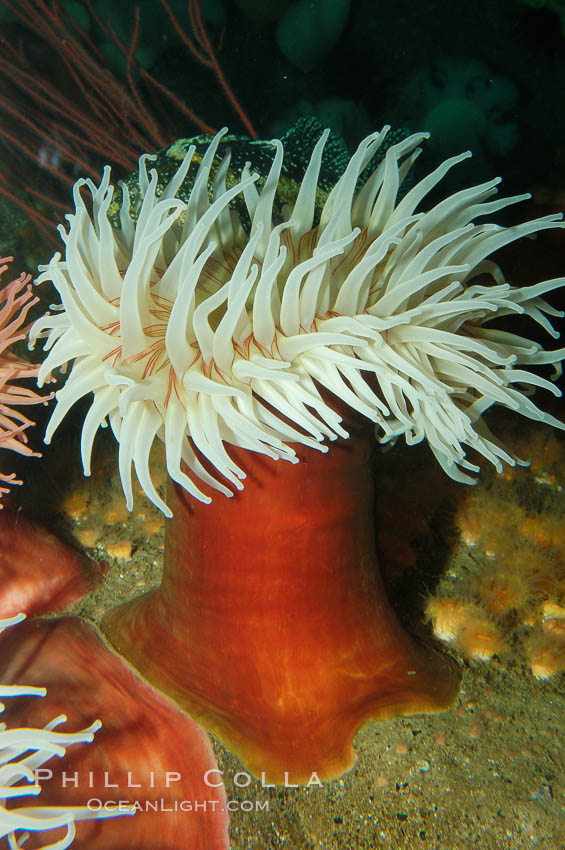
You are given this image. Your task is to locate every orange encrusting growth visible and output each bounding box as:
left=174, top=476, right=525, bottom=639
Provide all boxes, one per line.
left=424, top=597, right=478, bottom=643
left=455, top=615, right=508, bottom=661
left=473, top=565, right=532, bottom=618
left=528, top=606, right=565, bottom=679
left=424, top=597, right=507, bottom=661
left=426, top=425, right=565, bottom=677
left=103, top=421, right=460, bottom=784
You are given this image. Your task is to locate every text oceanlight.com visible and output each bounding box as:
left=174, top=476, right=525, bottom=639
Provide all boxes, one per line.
left=32, top=767, right=322, bottom=813
left=86, top=799, right=270, bottom=813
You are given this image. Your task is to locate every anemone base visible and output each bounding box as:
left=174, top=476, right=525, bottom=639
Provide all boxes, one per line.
left=102, top=427, right=460, bottom=784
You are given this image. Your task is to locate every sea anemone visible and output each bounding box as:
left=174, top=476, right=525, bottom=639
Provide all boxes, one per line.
left=30, top=126, right=565, bottom=515
left=0, top=614, right=132, bottom=849
left=0, top=615, right=230, bottom=848
left=29, top=125, right=565, bottom=783
left=0, top=258, right=51, bottom=503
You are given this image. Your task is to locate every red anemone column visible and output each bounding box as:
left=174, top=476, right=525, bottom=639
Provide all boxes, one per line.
left=102, top=421, right=460, bottom=784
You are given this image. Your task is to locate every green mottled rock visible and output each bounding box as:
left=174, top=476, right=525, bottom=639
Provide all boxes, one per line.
left=109, top=117, right=411, bottom=230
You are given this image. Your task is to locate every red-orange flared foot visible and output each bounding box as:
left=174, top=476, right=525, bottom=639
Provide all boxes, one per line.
left=103, top=428, right=460, bottom=784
